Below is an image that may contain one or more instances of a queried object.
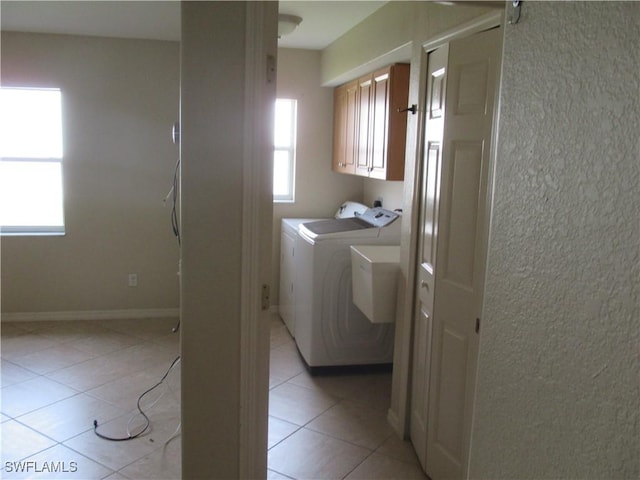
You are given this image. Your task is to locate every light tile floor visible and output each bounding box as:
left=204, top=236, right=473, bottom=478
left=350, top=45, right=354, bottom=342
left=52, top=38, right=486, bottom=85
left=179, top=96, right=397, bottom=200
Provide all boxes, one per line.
left=1, top=315, right=427, bottom=479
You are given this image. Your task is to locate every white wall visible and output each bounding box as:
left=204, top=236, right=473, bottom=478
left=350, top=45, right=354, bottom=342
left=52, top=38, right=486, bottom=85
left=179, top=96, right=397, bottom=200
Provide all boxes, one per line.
left=470, top=2, right=639, bottom=478
left=0, top=32, right=180, bottom=317
left=363, top=179, right=404, bottom=211
left=272, top=48, right=363, bottom=303
left=320, top=1, right=414, bottom=86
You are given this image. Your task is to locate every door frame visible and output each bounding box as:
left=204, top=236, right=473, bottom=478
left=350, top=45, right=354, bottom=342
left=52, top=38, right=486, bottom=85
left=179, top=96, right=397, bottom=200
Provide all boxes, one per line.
left=390, top=8, right=504, bottom=444
left=239, top=2, right=278, bottom=477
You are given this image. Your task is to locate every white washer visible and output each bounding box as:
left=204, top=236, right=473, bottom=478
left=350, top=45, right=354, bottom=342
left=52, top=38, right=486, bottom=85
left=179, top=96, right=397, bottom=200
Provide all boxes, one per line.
left=279, top=218, right=319, bottom=336
left=279, top=202, right=368, bottom=336
left=294, top=208, right=401, bottom=369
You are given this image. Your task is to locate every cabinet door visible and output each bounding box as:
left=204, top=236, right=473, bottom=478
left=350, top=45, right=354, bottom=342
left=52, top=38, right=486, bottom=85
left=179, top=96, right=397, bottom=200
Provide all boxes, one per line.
left=344, top=80, right=358, bottom=172
left=355, top=74, right=373, bottom=176
left=332, top=84, right=346, bottom=172
left=381, top=63, right=410, bottom=181
left=332, top=81, right=357, bottom=174
left=369, top=68, right=391, bottom=179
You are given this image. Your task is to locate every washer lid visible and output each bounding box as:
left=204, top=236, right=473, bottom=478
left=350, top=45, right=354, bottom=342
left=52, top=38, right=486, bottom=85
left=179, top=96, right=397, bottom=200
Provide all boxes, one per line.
left=282, top=218, right=327, bottom=235
left=302, top=216, right=373, bottom=235
left=300, top=208, right=400, bottom=238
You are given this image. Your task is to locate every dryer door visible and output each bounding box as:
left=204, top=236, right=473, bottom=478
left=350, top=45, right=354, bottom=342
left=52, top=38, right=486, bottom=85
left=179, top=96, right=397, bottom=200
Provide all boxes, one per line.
left=320, top=247, right=394, bottom=366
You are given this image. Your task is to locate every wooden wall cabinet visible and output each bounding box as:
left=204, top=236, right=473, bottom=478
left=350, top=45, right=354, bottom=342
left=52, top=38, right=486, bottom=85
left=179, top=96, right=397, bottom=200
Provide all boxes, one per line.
left=332, top=63, right=410, bottom=181
left=332, top=80, right=358, bottom=174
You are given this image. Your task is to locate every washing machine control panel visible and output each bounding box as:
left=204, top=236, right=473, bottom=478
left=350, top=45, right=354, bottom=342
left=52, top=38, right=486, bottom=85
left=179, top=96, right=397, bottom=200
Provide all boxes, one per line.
left=360, top=208, right=400, bottom=228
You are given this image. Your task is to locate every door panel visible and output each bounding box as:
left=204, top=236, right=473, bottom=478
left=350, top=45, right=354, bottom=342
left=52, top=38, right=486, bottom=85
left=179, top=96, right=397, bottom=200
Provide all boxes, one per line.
left=430, top=68, right=446, bottom=119
left=356, top=76, right=373, bottom=176
left=434, top=327, right=467, bottom=458
left=345, top=81, right=358, bottom=170
left=442, top=140, right=484, bottom=288
left=425, top=26, right=501, bottom=480
left=453, top=61, right=489, bottom=115
left=371, top=70, right=390, bottom=174
left=333, top=84, right=348, bottom=172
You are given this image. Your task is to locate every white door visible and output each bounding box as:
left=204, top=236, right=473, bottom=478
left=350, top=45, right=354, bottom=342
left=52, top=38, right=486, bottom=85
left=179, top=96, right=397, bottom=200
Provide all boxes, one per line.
left=410, top=43, right=449, bottom=467
left=411, top=26, right=502, bottom=479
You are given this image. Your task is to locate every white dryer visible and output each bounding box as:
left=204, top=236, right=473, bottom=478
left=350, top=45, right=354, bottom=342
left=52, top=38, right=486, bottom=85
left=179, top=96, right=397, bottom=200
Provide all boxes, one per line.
left=294, top=208, right=401, bottom=369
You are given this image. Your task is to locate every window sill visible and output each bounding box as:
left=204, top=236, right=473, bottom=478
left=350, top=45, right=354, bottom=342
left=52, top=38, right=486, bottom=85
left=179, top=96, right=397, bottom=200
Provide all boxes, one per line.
left=1, top=230, right=65, bottom=236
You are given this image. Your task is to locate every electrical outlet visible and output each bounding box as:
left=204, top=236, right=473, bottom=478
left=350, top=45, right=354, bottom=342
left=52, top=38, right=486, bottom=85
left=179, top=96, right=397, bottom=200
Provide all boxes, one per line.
left=128, top=273, right=138, bottom=287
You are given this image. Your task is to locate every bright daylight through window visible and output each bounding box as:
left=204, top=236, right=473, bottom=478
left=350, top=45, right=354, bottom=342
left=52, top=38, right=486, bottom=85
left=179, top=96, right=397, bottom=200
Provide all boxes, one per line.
left=0, top=87, right=64, bottom=235
left=273, top=98, right=297, bottom=202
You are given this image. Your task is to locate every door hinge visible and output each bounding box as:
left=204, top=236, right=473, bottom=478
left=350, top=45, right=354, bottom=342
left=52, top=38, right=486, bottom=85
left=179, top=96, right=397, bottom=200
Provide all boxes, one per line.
left=475, top=317, right=480, bottom=334
left=261, top=284, right=271, bottom=310
left=266, top=55, right=276, bottom=84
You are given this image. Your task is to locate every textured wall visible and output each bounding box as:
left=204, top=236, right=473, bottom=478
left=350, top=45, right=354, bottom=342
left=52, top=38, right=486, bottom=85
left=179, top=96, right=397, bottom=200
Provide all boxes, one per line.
left=470, top=2, right=639, bottom=478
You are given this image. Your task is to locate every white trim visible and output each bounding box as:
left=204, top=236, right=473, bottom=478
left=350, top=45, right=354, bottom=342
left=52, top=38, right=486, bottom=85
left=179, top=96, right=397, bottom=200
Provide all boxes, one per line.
left=1, top=308, right=179, bottom=323
left=239, top=2, right=277, bottom=478
left=422, top=10, right=503, bottom=53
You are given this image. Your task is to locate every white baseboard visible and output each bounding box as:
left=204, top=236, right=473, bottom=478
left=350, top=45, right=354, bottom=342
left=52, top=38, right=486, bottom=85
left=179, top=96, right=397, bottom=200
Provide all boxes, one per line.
left=1, top=308, right=180, bottom=323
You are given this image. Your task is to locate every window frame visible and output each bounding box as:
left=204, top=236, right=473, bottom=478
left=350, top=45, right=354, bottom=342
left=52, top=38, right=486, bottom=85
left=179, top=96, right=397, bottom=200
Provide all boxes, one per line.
left=273, top=98, right=297, bottom=203
left=0, top=86, right=65, bottom=236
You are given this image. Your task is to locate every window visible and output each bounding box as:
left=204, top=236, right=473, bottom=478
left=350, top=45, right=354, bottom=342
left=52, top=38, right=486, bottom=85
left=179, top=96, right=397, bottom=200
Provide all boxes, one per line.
left=0, top=87, right=64, bottom=235
left=273, top=98, right=297, bottom=202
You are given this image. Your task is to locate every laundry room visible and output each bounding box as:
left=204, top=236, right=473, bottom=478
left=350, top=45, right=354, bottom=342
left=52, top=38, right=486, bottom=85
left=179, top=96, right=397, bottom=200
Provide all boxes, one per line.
left=270, top=1, right=497, bottom=373
left=271, top=47, right=406, bottom=318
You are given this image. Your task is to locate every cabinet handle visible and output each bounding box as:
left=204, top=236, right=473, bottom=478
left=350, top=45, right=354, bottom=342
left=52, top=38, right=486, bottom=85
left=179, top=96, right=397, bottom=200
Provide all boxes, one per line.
left=398, top=104, right=418, bottom=115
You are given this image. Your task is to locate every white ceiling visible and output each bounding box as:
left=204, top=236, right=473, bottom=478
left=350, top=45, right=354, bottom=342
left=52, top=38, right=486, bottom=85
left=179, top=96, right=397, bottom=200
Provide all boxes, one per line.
left=0, top=1, right=388, bottom=51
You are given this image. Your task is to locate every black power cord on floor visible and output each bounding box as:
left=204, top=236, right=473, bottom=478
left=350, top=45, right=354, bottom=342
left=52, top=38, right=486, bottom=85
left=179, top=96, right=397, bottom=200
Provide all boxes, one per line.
left=93, top=355, right=181, bottom=442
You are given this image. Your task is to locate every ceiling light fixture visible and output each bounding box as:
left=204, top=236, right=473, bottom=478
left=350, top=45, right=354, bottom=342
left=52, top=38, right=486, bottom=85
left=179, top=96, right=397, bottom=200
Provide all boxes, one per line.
left=278, top=14, right=302, bottom=38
